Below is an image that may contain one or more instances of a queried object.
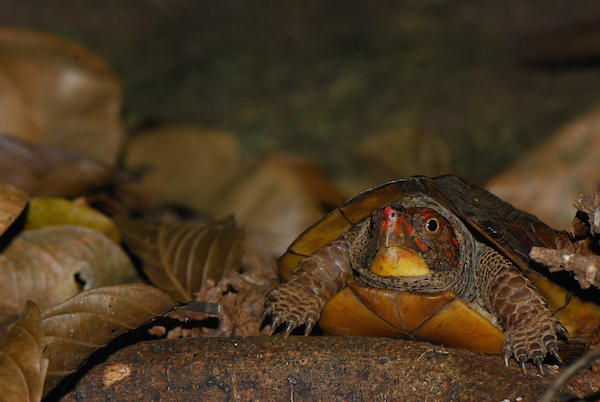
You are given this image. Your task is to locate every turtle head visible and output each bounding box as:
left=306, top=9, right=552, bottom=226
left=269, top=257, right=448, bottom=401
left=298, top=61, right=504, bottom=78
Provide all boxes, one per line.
left=368, top=202, right=462, bottom=277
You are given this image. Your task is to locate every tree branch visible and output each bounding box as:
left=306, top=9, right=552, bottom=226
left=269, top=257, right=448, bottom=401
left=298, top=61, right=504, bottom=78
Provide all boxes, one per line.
left=58, top=336, right=598, bottom=401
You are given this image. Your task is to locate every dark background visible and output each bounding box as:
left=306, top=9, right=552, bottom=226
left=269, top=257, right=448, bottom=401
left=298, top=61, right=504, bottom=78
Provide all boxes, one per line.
left=4, top=0, right=600, bottom=183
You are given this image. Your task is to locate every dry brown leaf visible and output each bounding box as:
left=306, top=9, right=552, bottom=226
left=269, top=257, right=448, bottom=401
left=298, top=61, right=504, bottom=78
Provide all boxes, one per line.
left=189, top=244, right=279, bottom=337
left=0, top=68, right=41, bottom=144
left=0, top=301, right=47, bottom=402
left=272, top=154, right=347, bottom=209
left=155, top=237, right=279, bottom=338
left=33, top=160, right=111, bottom=198
left=0, top=27, right=124, bottom=165
left=216, top=154, right=346, bottom=258
left=41, top=284, right=176, bottom=395
left=487, top=105, right=600, bottom=229
left=123, top=125, right=241, bottom=212
left=0, top=179, right=28, bottom=238
left=0, top=135, right=111, bottom=197
left=353, top=127, right=452, bottom=190
left=118, top=216, right=242, bottom=302
left=0, top=226, right=138, bottom=326
left=24, top=197, right=120, bottom=243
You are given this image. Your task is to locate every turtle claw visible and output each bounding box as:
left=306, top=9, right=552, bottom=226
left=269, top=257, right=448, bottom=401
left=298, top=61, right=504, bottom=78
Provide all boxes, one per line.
left=304, top=314, right=316, bottom=336
left=533, top=357, right=544, bottom=375
left=267, top=314, right=281, bottom=336
left=502, top=346, right=511, bottom=367
left=282, top=321, right=295, bottom=338
left=550, top=348, right=563, bottom=364
left=263, top=283, right=322, bottom=338
left=556, top=322, right=569, bottom=338
left=261, top=305, right=272, bottom=319
left=499, top=308, right=563, bottom=375
left=518, top=355, right=527, bottom=373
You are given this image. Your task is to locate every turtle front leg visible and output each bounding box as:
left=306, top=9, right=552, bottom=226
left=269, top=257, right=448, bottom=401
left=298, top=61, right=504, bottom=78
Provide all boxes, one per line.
left=477, top=246, right=566, bottom=372
left=263, top=230, right=359, bottom=336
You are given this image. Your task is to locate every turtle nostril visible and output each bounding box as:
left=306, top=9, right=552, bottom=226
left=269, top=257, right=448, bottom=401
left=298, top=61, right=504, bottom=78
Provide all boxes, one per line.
left=383, top=206, right=399, bottom=221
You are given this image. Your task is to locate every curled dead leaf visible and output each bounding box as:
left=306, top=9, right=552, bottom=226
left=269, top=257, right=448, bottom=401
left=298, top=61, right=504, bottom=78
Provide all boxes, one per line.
left=216, top=154, right=346, bottom=258
left=118, top=216, right=243, bottom=302
left=0, top=301, right=48, bottom=402
left=25, top=197, right=120, bottom=243
left=41, top=284, right=176, bottom=395
left=354, top=127, right=452, bottom=185
left=487, top=105, right=600, bottom=229
left=0, top=135, right=111, bottom=197
left=33, top=159, right=111, bottom=198
left=0, top=27, right=124, bottom=165
left=0, top=225, right=138, bottom=326
left=0, top=179, right=28, bottom=238
left=123, top=125, right=241, bottom=212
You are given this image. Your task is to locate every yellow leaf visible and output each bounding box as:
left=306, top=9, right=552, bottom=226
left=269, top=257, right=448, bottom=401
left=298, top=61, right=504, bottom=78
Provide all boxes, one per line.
left=25, top=198, right=120, bottom=243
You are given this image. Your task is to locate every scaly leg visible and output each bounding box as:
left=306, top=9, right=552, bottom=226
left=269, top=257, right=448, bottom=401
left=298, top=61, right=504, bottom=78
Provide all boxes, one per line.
left=263, top=229, right=360, bottom=336
left=477, top=245, right=566, bottom=372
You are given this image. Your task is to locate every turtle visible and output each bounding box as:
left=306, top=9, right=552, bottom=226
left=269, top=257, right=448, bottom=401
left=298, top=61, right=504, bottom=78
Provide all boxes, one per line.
left=263, top=175, right=600, bottom=372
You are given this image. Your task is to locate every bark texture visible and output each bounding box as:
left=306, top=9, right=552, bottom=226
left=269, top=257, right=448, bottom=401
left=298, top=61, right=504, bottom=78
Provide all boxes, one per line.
left=60, top=336, right=598, bottom=401
left=530, top=247, right=600, bottom=290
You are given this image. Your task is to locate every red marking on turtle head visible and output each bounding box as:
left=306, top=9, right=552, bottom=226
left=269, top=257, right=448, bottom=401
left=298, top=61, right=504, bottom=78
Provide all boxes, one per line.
left=373, top=206, right=461, bottom=270
left=420, top=210, right=439, bottom=221
left=412, top=235, right=429, bottom=252
left=381, top=206, right=413, bottom=234
left=377, top=206, right=415, bottom=248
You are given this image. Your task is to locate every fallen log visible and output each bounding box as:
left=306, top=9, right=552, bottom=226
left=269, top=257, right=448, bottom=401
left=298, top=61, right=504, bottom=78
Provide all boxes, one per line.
left=61, top=336, right=596, bottom=401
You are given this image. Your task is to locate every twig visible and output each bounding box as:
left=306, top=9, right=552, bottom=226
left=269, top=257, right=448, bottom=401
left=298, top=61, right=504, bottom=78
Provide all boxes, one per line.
left=540, top=348, right=600, bottom=402
left=574, top=193, right=600, bottom=236
left=530, top=247, right=600, bottom=289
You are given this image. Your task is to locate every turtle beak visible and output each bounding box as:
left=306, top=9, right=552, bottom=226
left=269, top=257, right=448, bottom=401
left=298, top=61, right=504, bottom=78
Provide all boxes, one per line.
left=370, top=246, right=430, bottom=277
left=370, top=206, right=430, bottom=277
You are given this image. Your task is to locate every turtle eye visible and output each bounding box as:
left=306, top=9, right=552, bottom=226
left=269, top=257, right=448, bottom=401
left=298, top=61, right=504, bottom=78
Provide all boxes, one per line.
left=425, top=217, right=440, bottom=233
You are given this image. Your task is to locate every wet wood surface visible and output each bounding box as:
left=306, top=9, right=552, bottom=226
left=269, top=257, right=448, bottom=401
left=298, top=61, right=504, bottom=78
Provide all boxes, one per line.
left=58, top=335, right=599, bottom=401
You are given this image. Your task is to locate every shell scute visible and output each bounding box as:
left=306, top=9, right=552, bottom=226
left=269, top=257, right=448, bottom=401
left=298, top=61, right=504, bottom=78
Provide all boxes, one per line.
left=348, top=279, right=457, bottom=332
left=411, top=300, right=504, bottom=354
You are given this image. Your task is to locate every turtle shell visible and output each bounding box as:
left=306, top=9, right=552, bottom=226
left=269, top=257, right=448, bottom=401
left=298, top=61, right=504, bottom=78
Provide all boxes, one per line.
left=278, top=175, right=600, bottom=353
